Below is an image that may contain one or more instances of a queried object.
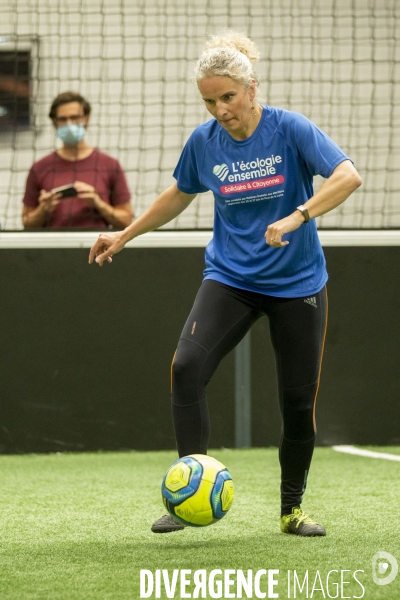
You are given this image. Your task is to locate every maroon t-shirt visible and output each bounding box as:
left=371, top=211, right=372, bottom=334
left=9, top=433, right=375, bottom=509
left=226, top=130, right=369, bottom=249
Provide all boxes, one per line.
left=23, top=149, right=131, bottom=228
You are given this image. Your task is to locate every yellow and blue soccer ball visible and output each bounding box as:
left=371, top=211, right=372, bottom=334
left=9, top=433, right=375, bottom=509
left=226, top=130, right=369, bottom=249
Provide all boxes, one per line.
left=161, top=454, right=234, bottom=527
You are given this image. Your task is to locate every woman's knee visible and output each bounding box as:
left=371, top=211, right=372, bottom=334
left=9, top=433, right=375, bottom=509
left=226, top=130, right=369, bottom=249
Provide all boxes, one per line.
left=171, top=340, right=207, bottom=404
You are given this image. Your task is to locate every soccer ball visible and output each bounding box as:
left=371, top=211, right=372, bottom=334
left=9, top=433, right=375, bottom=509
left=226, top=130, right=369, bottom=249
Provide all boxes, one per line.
left=161, top=454, right=234, bottom=527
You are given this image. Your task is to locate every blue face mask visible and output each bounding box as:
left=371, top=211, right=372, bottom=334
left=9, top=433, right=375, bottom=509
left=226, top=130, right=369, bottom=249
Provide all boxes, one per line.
left=56, top=124, right=86, bottom=145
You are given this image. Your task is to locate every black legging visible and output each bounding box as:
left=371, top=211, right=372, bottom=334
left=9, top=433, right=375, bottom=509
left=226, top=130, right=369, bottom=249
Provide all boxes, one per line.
left=171, top=279, right=328, bottom=516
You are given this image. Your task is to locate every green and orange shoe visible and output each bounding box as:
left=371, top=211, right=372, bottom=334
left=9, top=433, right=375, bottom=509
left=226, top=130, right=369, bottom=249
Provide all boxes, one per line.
left=280, top=507, right=326, bottom=537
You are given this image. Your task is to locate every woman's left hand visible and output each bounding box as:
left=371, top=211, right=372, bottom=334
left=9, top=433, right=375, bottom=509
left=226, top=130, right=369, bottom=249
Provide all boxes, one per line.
left=265, top=210, right=305, bottom=247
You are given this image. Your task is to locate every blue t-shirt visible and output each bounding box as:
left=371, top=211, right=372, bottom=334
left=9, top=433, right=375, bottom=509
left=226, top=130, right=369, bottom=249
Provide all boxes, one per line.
left=173, top=106, right=350, bottom=297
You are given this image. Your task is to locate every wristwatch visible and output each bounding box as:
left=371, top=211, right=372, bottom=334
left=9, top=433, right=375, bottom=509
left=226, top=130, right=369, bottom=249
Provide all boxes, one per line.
left=296, top=205, right=310, bottom=223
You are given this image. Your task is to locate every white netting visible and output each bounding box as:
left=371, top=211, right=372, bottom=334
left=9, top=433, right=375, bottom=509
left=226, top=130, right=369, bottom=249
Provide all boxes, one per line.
left=0, top=0, right=399, bottom=229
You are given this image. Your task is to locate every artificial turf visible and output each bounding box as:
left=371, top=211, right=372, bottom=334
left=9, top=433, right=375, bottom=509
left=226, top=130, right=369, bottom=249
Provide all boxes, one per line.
left=0, top=447, right=399, bottom=599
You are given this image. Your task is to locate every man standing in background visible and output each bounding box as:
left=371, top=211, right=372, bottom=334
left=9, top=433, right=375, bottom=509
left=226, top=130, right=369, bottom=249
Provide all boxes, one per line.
left=22, top=91, right=133, bottom=229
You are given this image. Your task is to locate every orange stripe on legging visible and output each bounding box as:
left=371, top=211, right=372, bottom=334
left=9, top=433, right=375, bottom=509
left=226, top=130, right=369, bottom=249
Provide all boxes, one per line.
left=170, top=349, right=177, bottom=393
left=312, top=286, right=329, bottom=432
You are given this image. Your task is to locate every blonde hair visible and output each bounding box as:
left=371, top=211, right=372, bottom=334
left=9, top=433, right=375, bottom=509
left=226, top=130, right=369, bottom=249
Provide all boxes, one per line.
left=194, top=30, right=261, bottom=94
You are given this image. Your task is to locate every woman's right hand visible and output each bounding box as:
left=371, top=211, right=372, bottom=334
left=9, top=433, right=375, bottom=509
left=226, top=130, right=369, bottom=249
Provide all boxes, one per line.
left=88, top=232, right=126, bottom=266
left=88, top=183, right=197, bottom=267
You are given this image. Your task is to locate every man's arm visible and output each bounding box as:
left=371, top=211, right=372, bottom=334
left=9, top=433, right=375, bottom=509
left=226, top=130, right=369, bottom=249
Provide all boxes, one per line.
left=22, top=190, right=60, bottom=228
left=73, top=181, right=133, bottom=228
left=89, top=197, right=133, bottom=229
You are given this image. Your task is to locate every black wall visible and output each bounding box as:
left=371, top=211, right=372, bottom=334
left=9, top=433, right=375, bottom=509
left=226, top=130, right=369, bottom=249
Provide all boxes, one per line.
left=1, top=246, right=399, bottom=453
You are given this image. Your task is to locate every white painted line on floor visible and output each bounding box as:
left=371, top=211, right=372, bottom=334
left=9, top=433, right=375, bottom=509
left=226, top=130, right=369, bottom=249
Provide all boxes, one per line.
left=332, top=445, right=400, bottom=462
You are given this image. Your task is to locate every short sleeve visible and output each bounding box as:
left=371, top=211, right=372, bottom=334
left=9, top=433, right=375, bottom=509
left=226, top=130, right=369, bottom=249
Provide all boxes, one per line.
left=173, top=132, right=210, bottom=194
left=287, top=113, right=351, bottom=179
left=22, top=165, right=41, bottom=207
left=109, top=160, right=131, bottom=206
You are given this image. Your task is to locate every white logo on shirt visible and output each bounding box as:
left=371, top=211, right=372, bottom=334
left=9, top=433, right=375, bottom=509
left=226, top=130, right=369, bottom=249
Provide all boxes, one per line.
left=213, top=164, right=229, bottom=181
left=212, top=156, right=283, bottom=186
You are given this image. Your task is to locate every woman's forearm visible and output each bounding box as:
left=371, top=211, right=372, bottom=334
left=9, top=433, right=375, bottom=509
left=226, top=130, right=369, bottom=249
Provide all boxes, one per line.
left=119, top=183, right=197, bottom=244
left=302, top=160, right=362, bottom=220
left=265, top=159, right=362, bottom=246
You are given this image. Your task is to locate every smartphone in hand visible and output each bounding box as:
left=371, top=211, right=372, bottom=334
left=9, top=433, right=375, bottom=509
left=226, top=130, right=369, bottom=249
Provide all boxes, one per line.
left=51, top=184, right=77, bottom=199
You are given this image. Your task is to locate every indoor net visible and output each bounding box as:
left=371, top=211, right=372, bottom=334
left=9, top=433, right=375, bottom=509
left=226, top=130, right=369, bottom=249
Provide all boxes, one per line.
left=0, top=0, right=399, bottom=230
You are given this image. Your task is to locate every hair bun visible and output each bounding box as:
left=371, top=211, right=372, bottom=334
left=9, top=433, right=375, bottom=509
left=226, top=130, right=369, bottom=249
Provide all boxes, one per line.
left=203, top=29, right=260, bottom=63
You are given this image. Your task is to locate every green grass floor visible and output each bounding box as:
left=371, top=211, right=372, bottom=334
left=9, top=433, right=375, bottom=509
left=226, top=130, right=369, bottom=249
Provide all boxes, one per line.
left=0, top=448, right=399, bottom=599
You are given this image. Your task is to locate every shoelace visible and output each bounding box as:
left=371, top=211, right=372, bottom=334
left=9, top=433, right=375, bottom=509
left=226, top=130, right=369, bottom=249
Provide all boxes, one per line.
left=290, top=510, right=316, bottom=528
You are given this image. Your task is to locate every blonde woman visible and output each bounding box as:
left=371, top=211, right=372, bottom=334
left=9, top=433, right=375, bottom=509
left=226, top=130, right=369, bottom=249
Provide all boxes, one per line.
left=89, top=30, right=361, bottom=536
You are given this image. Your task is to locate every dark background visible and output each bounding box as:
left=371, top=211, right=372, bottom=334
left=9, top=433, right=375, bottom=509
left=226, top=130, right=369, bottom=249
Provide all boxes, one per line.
left=1, top=246, right=399, bottom=453
left=0, top=50, right=31, bottom=130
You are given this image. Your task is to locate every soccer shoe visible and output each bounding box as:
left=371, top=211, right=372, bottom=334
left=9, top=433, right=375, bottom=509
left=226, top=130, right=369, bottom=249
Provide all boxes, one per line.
left=151, top=514, right=186, bottom=534
left=280, top=507, right=326, bottom=537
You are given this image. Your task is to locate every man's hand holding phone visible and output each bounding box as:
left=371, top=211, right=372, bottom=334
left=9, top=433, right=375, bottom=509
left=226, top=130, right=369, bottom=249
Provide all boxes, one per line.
left=38, top=189, right=61, bottom=214
left=48, top=181, right=100, bottom=207
left=39, top=183, right=78, bottom=214
left=73, top=181, right=99, bottom=207
left=39, top=181, right=103, bottom=219
left=51, top=184, right=78, bottom=199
